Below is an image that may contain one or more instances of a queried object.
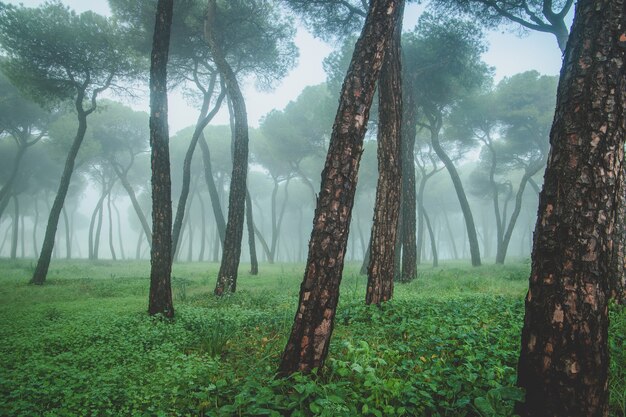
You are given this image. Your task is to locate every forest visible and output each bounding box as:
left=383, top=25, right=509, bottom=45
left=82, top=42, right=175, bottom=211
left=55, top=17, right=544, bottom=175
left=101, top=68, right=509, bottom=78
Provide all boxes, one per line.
left=0, top=0, right=624, bottom=416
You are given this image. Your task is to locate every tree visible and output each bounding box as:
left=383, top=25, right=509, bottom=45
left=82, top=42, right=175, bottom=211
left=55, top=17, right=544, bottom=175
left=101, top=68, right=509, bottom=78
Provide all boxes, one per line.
left=429, top=0, right=573, bottom=52
left=147, top=0, right=174, bottom=318
left=278, top=0, right=403, bottom=375
left=0, top=1, right=138, bottom=284
left=365, top=0, right=404, bottom=304
left=405, top=14, right=491, bottom=267
left=0, top=73, right=49, bottom=222
left=458, top=71, right=556, bottom=264
left=515, top=0, right=625, bottom=413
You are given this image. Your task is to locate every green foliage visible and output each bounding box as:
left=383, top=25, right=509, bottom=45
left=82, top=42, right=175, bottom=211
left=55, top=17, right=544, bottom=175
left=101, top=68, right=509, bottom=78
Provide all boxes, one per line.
left=0, top=260, right=624, bottom=416
left=0, top=1, right=139, bottom=106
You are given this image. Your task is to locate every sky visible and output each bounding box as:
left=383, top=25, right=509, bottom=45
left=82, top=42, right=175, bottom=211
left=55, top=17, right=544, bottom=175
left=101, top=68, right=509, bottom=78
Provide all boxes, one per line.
left=5, top=0, right=566, bottom=133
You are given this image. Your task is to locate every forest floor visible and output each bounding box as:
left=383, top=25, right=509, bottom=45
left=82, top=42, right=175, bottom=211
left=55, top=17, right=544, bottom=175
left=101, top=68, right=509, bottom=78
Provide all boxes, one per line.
left=0, top=259, right=624, bottom=416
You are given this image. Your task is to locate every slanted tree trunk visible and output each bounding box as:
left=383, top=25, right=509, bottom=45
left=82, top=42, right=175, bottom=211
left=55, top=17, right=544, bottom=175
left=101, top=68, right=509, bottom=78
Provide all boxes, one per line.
left=0, top=146, right=26, bottom=223
left=206, top=2, right=251, bottom=296
left=30, top=89, right=95, bottom=284
left=427, top=119, right=481, bottom=266
left=112, top=162, right=151, bottom=248
left=171, top=84, right=226, bottom=257
left=278, top=0, right=403, bottom=375
left=199, top=134, right=226, bottom=245
left=515, top=0, right=625, bottom=413
left=423, top=208, right=437, bottom=267
left=147, top=0, right=175, bottom=318
left=366, top=2, right=403, bottom=305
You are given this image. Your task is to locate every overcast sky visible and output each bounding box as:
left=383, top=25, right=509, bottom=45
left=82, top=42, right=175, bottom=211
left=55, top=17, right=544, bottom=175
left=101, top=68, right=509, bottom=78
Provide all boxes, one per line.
left=5, top=0, right=566, bottom=133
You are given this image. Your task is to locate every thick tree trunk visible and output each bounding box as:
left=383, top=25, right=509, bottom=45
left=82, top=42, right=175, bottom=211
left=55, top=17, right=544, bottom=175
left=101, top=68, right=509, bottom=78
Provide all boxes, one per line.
left=30, top=100, right=90, bottom=284
left=400, top=90, right=417, bottom=282
left=246, top=190, right=258, bottom=275
left=148, top=0, right=174, bottom=318
left=429, top=125, right=481, bottom=266
left=206, top=3, right=250, bottom=296
left=366, top=4, right=403, bottom=305
left=515, top=0, right=625, bottom=413
left=278, top=0, right=402, bottom=375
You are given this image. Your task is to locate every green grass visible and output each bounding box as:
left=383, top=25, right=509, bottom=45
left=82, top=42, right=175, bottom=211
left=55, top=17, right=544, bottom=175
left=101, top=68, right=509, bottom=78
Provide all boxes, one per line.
left=0, top=259, right=623, bottom=416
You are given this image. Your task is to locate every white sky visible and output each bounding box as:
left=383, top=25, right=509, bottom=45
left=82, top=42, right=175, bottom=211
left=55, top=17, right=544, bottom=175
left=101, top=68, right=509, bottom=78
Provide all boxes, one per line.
left=5, top=0, right=566, bottom=133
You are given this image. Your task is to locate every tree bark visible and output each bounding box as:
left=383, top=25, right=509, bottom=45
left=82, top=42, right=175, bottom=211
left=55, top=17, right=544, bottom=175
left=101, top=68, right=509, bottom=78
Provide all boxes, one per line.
left=148, top=0, right=175, bottom=318
left=278, top=0, right=402, bottom=375
left=366, top=1, right=403, bottom=305
left=515, top=0, right=625, bottom=413
left=62, top=206, right=71, bottom=259
left=206, top=1, right=250, bottom=296
left=112, top=200, right=125, bottom=260
left=106, top=193, right=116, bottom=260
left=0, top=145, right=26, bottom=223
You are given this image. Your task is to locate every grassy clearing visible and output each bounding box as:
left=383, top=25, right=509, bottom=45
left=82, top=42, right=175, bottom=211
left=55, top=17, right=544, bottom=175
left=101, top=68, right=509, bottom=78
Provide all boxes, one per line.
left=0, top=259, right=623, bottom=416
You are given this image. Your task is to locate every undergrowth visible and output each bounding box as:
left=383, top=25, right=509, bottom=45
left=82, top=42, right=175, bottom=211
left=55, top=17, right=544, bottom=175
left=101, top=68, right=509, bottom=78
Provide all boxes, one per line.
left=0, top=259, right=623, bottom=416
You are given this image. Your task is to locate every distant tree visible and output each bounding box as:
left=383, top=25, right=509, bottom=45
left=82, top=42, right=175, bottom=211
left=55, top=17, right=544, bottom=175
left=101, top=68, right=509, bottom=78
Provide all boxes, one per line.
left=458, top=71, right=556, bottom=264
left=278, top=0, right=403, bottom=375
left=406, top=14, right=491, bottom=267
left=0, top=73, right=49, bottom=222
left=147, top=0, right=174, bottom=318
left=0, top=1, right=138, bottom=284
left=89, top=101, right=152, bottom=249
left=516, top=0, right=625, bottom=413
left=428, top=0, right=572, bottom=52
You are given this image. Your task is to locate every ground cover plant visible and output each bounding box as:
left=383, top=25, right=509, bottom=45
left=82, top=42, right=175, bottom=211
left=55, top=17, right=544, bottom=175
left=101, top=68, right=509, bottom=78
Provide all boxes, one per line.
left=0, top=259, right=623, bottom=416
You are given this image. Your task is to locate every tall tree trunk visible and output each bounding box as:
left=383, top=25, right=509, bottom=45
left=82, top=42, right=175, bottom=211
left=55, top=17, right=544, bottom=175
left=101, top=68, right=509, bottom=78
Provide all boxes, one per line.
left=107, top=193, right=116, bottom=261
left=30, top=94, right=91, bottom=285
left=278, top=0, right=402, bottom=375
left=366, top=3, right=403, bottom=305
left=148, top=0, right=175, bottom=318
left=171, top=86, right=226, bottom=257
left=246, top=190, right=258, bottom=275
left=515, top=0, right=625, bottom=413
left=112, top=163, right=152, bottom=248
left=88, top=182, right=111, bottom=260
left=94, top=197, right=105, bottom=260
left=429, top=125, right=481, bottom=266
left=440, top=202, right=459, bottom=259
left=199, top=134, right=226, bottom=245
left=10, top=195, right=18, bottom=260
left=400, top=90, right=417, bottom=282
left=206, top=2, right=250, bottom=296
